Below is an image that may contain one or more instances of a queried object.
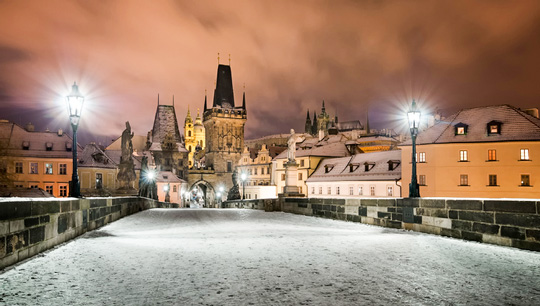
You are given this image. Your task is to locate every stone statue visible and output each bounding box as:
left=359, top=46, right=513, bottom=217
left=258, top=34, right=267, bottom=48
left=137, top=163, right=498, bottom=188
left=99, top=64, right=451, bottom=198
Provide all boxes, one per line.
left=121, top=121, right=134, bottom=163
left=227, top=169, right=241, bottom=200
left=287, top=129, right=297, bottom=162
left=117, top=121, right=136, bottom=190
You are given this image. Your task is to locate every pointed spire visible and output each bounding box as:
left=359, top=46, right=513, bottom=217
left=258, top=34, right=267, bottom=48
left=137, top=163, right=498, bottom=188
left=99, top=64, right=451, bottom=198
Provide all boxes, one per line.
left=242, top=83, right=246, bottom=112
left=196, top=108, right=201, bottom=120
left=157, top=94, right=160, bottom=105
left=185, top=105, right=192, bottom=124
left=203, top=90, right=207, bottom=111
left=306, top=109, right=310, bottom=120
left=173, top=95, right=175, bottom=106
left=322, top=100, right=326, bottom=113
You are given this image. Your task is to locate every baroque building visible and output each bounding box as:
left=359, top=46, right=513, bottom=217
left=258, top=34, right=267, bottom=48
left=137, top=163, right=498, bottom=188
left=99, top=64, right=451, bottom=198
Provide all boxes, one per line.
left=184, top=107, right=205, bottom=168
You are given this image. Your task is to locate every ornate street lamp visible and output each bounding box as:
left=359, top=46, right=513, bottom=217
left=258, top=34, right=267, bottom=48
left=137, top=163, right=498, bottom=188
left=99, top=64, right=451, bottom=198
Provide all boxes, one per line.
left=240, top=172, right=247, bottom=200
left=407, top=99, right=421, bottom=198
left=67, top=82, right=84, bottom=197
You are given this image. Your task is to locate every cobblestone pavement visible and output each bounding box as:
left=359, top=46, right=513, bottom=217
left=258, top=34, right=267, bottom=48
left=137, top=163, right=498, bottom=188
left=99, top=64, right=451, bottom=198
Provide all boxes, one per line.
left=1, top=209, right=539, bottom=305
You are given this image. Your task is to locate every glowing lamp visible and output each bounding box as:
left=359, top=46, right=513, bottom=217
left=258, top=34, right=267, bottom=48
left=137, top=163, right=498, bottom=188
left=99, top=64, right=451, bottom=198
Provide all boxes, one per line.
left=408, top=99, right=421, bottom=198
left=67, top=82, right=84, bottom=127
left=407, top=99, right=421, bottom=134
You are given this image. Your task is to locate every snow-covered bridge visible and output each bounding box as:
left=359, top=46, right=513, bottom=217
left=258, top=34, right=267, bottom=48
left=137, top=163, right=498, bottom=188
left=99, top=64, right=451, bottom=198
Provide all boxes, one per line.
left=1, top=209, right=539, bottom=305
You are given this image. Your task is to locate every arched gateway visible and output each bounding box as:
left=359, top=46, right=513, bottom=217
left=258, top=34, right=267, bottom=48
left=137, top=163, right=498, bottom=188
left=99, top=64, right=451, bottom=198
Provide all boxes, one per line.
left=188, top=180, right=217, bottom=208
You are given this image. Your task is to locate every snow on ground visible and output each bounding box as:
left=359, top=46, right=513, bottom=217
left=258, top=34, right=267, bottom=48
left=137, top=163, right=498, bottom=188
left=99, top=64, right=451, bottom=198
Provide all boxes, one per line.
left=1, top=209, right=539, bottom=305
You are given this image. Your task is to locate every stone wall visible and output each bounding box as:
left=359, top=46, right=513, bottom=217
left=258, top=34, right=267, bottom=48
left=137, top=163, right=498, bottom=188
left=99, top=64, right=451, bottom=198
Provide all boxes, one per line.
left=222, top=197, right=540, bottom=252
left=0, top=197, right=179, bottom=270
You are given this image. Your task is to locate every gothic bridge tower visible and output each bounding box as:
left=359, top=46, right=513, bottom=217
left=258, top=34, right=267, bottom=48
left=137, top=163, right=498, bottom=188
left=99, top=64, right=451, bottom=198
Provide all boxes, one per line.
left=203, top=64, right=247, bottom=174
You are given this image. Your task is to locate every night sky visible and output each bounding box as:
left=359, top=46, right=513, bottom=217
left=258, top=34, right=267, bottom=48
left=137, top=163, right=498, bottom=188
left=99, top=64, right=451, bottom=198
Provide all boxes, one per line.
left=1, top=0, right=540, bottom=145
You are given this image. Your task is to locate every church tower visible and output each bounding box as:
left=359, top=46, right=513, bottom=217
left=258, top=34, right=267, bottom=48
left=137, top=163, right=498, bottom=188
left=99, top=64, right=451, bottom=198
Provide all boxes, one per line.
left=203, top=64, right=247, bottom=173
left=304, top=110, right=312, bottom=135
left=317, top=100, right=330, bottom=135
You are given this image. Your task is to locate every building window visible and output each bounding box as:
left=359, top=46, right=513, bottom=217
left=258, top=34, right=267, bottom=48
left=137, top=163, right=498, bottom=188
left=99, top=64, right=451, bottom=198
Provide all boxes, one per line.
left=336, top=186, right=340, bottom=195
left=358, top=186, right=363, bottom=195
left=521, top=174, right=530, bottom=186
left=173, top=185, right=177, bottom=192
left=59, top=164, right=67, bottom=175
left=418, top=152, right=426, bottom=163
left=59, top=185, right=67, bottom=197
left=455, top=123, right=468, bottom=135
left=349, top=186, right=354, bottom=195
left=45, top=185, right=53, bottom=194
left=487, top=120, right=502, bottom=135
left=30, top=184, right=39, bottom=189
left=261, top=167, right=264, bottom=175
left=457, top=127, right=465, bottom=135
left=300, top=159, right=304, bottom=167
left=15, top=162, right=23, bottom=174
left=370, top=186, right=375, bottom=196
left=459, top=150, right=468, bottom=162
left=96, top=173, right=103, bottom=189
left=520, top=149, right=530, bottom=161
left=319, top=186, right=322, bottom=194
left=30, top=162, right=38, bottom=174
left=298, top=173, right=303, bottom=180
left=281, top=174, right=285, bottom=181
left=227, top=162, right=232, bottom=172
left=311, top=187, right=315, bottom=194
left=489, top=175, right=497, bottom=186
left=254, top=168, right=257, bottom=175
left=299, top=187, right=302, bottom=194
left=327, top=187, right=331, bottom=194
left=488, top=149, right=497, bottom=161
left=188, top=131, right=192, bottom=137
left=45, top=163, right=53, bottom=174
left=419, top=175, right=426, bottom=186
left=460, top=174, right=469, bottom=186
left=387, top=186, right=393, bottom=196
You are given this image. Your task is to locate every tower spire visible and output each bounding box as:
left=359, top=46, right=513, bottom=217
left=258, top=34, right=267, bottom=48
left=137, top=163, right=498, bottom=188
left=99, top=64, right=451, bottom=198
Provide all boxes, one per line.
left=204, top=90, right=208, bottom=112
left=242, top=88, right=246, bottom=112
left=173, top=95, right=175, bottom=106
left=322, top=100, right=326, bottom=113
left=158, top=94, right=160, bottom=105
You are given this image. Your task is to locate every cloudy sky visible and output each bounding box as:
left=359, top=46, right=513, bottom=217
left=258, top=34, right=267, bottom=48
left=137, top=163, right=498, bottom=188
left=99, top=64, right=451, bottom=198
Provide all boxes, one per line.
left=1, top=0, right=539, bottom=144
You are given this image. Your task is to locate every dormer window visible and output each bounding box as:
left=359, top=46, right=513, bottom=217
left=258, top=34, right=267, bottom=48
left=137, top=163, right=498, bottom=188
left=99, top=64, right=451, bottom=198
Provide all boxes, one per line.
left=487, top=120, right=502, bottom=135
left=324, top=164, right=335, bottom=173
left=66, top=142, right=73, bottom=152
left=22, top=141, right=30, bottom=150
left=349, top=163, right=360, bottom=172
left=46, top=142, right=53, bottom=151
left=455, top=123, right=468, bottom=135
left=388, top=160, right=400, bottom=171
left=364, top=162, right=375, bottom=172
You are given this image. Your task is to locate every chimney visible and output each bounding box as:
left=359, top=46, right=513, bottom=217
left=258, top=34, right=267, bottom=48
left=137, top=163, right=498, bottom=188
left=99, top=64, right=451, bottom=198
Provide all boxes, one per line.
left=524, top=108, right=539, bottom=118
left=25, top=122, right=35, bottom=132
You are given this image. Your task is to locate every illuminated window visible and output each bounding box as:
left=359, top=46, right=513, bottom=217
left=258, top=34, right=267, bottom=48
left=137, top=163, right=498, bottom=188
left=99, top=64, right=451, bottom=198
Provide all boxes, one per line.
left=45, top=163, right=53, bottom=174
left=311, top=187, right=315, bottom=194
left=96, top=173, right=103, bottom=189
left=30, top=162, right=38, bottom=174
left=488, top=150, right=497, bottom=161
left=15, top=162, right=23, bottom=174
left=59, top=164, right=67, bottom=175
left=349, top=186, right=354, bottom=195
left=457, top=127, right=465, bottom=134
left=455, top=123, right=468, bottom=135
left=300, top=159, right=305, bottom=167
left=521, top=149, right=529, bottom=160
left=489, top=175, right=497, bottom=186
left=460, top=174, right=469, bottom=186
left=487, top=121, right=502, bottom=135
left=298, top=173, right=302, bottom=180
left=370, top=186, right=375, bottom=196
left=419, top=175, right=426, bottom=186
left=188, top=131, right=191, bottom=137
left=319, top=186, right=322, bottom=194
left=418, top=152, right=426, bottom=163
left=387, top=186, right=393, bottom=196
left=173, top=185, right=177, bottom=192
left=327, top=187, right=331, bottom=194
left=281, top=174, right=285, bottom=181
left=460, top=150, right=468, bottom=161
left=358, top=186, right=363, bottom=195
left=521, top=174, right=530, bottom=186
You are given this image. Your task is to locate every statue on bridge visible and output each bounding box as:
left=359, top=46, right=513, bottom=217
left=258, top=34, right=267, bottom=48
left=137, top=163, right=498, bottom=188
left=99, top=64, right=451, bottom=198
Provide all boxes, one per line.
left=117, top=121, right=137, bottom=190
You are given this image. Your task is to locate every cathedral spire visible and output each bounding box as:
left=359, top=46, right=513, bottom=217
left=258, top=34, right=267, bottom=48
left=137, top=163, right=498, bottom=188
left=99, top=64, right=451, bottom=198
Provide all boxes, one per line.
left=305, top=109, right=312, bottom=135
left=213, top=64, right=235, bottom=108
left=204, top=90, right=207, bottom=112
left=157, top=94, right=160, bottom=105
left=312, top=111, right=318, bottom=135
left=185, top=105, right=193, bottom=124
left=321, top=100, right=326, bottom=113
left=242, top=90, right=246, bottom=113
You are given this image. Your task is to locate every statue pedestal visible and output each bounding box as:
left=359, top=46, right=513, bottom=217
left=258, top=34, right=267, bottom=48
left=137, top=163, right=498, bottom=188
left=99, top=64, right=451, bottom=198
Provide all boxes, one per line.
left=281, top=160, right=303, bottom=196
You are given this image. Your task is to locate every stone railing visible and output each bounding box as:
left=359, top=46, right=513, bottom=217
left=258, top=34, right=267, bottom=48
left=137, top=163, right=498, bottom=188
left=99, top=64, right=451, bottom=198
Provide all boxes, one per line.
left=0, top=197, right=179, bottom=270
left=222, top=197, right=540, bottom=252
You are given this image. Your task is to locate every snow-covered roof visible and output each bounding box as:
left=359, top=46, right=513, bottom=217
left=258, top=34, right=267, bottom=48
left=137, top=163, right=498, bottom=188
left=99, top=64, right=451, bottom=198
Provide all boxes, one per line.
left=401, top=104, right=540, bottom=145
left=275, top=141, right=350, bottom=160
left=79, top=143, right=118, bottom=169
left=306, top=150, right=401, bottom=182
left=0, top=121, right=79, bottom=159
left=155, top=171, right=186, bottom=183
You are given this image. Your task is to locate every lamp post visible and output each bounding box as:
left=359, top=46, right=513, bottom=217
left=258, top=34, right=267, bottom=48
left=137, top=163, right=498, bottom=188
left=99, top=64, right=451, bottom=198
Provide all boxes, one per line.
left=67, top=82, right=84, bottom=198
left=407, top=99, right=421, bottom=198
left=241, top=172, right=247, bottom=200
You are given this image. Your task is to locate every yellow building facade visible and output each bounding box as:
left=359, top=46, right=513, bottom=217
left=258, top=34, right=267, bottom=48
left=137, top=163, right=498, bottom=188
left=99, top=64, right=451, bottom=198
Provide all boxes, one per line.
left=184, top=108, right=205, bottom=168
left=401, top=105, right=540, bottom=198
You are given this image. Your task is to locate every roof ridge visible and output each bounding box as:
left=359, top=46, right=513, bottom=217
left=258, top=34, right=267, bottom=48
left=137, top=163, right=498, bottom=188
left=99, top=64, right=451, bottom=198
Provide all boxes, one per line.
left=433, top=110, right=461, bottom=143
left=507, top=104, right=540, bottom=130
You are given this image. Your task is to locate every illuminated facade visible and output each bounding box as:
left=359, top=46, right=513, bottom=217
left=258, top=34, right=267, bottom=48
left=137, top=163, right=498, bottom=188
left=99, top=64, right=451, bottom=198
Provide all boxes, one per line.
left=184, top=107, right=205, bottom=168
left=0, top=121, right=74, bottom=197
left=400, top=105, right=540, bottom=198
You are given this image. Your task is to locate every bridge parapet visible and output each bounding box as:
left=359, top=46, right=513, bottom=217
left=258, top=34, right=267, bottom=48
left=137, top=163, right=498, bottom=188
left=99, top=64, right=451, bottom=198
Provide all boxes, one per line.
left=0, top=197, right=178, bottom=270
